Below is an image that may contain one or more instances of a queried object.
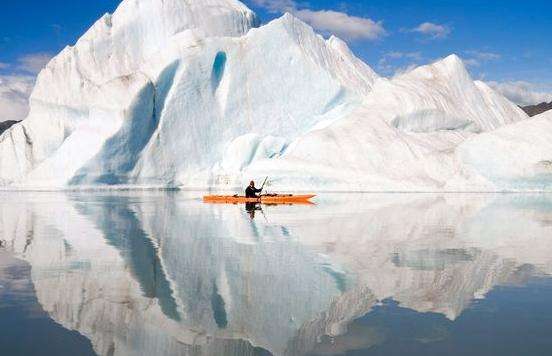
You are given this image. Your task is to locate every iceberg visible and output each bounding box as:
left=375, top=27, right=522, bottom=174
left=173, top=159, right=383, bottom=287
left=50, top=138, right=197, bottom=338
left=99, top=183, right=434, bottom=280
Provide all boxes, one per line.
left=0, top=0, right=538, bottom=191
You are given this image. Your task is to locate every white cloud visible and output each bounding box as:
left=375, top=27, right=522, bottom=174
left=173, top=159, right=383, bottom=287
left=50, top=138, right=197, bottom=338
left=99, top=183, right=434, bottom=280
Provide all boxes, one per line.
left=411, top=22, right=451, bottom=39
left=251, top=0, right=295, bottom=13
left=294, top=9, right=386, bottom=41
left=251, top=0, right=386, bottom=41
left=461, top=58, right=479, bottom=67
left=466, top=50, right=501, bottom=61
left=487, top=81, right=552, bottom=106
left=0, top=74, right=35, bottom=122
left=462, top=50, right=501, bottom=67
left=17, top=52, right=53, bottom=74
left=0, top=52, right=52, bottom=122
left=385, top=51, right=422, bottom=61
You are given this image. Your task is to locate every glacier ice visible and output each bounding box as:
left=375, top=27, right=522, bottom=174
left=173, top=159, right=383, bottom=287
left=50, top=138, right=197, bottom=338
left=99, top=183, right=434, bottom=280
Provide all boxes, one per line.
left=0, top=0, right=542, bottom=191
left=455, top=110, right=552, bottom=190
left=246, top=55, right=529, bottom=191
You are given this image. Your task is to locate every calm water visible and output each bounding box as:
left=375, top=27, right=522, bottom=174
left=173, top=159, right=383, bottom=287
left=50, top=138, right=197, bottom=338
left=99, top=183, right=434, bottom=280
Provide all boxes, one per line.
left=1, top=192, right=552, bottom=356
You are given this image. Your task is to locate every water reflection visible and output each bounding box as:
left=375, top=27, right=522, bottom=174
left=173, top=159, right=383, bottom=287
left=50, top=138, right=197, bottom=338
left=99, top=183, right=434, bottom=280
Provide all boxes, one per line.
left=72, top=197, right=181, bottom=321
left=245, top=202, right=262, bottom=220
left=0, top=251, right=96, bottom=356
left=308, top=278, right=552, bottom=356
left=0, top=192, right=552, bottom=356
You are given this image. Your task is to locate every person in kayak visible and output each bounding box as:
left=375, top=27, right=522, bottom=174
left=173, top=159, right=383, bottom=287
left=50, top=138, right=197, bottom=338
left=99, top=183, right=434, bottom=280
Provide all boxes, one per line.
left=245, top=181, right=263, bottom=198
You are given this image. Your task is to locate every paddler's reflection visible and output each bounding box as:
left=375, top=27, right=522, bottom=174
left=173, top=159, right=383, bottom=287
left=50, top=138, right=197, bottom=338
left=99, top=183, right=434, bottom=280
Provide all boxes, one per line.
left=245, top=202, right=262, bottom=219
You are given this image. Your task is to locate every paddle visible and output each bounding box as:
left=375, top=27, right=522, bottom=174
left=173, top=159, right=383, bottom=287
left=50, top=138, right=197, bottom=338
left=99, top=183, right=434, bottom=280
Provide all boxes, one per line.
left=259, top=176, right=269, bottom=196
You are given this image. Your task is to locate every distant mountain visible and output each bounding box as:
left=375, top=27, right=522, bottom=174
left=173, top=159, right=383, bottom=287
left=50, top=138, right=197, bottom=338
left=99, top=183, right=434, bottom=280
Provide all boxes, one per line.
left=522, top=101, right=552, bottom=117
left=0, top=120, right=19, bottom=136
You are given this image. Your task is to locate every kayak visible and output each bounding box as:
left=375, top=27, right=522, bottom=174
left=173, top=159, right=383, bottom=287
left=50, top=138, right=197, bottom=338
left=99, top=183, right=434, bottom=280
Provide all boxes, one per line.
left=203, top=194, right=316, bottom=204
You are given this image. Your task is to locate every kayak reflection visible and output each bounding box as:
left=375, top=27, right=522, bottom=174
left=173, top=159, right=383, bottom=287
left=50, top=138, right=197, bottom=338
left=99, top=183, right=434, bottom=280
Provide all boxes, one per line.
left=245, top=202, right=262, bottom=219
left=245, top=202, right=315, bottom=220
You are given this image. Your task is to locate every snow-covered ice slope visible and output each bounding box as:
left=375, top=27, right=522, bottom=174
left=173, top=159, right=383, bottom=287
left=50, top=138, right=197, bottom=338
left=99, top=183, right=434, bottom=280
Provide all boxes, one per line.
left=128, top=14, right=379, bottom=187
left=0, top=0, right=377, bottom=188
left=0, top=0, right=258, bottom=186
left=0, top=0, right=537, bottom=191
left=247, top=55, right=528, bottom=191
left=454, top=110, right=552, bottom=191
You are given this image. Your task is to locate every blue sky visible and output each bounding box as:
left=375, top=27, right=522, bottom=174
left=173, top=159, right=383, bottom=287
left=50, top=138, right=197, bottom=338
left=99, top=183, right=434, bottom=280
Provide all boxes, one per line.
left=248, top=0, right=552, bottom=83
left=1, top=0, right=551, bottom=120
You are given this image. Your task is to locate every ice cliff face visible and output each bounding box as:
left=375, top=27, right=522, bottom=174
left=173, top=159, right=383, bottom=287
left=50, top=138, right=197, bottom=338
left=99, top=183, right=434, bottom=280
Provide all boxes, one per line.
left=0, top=0, right=538, bottom=191
left=0, top=0, right=258, bottom=186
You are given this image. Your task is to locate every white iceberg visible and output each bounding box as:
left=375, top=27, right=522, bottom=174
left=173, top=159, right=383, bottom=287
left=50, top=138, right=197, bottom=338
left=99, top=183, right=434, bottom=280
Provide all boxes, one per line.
left=0, top=0, right=540, bottom=191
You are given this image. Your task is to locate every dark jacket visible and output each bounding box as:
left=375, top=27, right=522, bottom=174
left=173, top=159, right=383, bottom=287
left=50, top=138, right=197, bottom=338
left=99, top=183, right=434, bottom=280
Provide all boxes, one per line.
left=245, top=186, right=263, bottom=198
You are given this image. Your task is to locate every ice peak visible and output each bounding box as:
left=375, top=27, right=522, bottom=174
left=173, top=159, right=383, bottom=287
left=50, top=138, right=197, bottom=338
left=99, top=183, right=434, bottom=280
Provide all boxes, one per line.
left=116, top=0, right=254, bottom=14
left=255, top=12, right=378, bottom=93
left=434, top=54, right=469, bottom=75
left=270, top=11, right=315, bottom=33
left=281, top=12, right=296, bottom=21
left=440, top=54, right=465, bottom=69
left=328, top=35, right=347, bottom=49
left=106, top=0, right=259, bottom=39
left=402, top=53, right=471, bottom=82
left=327, top=35, right=355, bottom=59
left=259, top=13, right=326, bottom=48
left=264, top=13, right=344, bottom=52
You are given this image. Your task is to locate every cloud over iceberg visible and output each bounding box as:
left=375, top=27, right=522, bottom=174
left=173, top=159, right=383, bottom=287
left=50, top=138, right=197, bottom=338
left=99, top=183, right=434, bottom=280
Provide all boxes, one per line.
left=0, top=74, right=34, bottom=122
left=410, top=22, right=451, bottom=39
left=487, top=81, right=552, bottom=106
left=251, top=0, right=386, bottom=41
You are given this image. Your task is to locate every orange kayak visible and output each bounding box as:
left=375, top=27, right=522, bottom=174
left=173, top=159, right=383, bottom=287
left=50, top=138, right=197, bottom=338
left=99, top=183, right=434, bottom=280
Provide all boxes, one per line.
left=203, top=194, right=316, bottom=204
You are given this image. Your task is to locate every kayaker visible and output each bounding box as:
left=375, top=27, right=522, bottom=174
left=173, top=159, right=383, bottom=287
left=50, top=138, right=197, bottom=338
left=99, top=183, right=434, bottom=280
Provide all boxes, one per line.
left=245, top=181, right=263, bottom=198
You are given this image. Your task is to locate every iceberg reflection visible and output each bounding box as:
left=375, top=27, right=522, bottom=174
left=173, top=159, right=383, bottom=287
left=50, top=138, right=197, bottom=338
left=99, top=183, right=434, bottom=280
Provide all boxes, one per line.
left=1, top=192, right=552, bottom=356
